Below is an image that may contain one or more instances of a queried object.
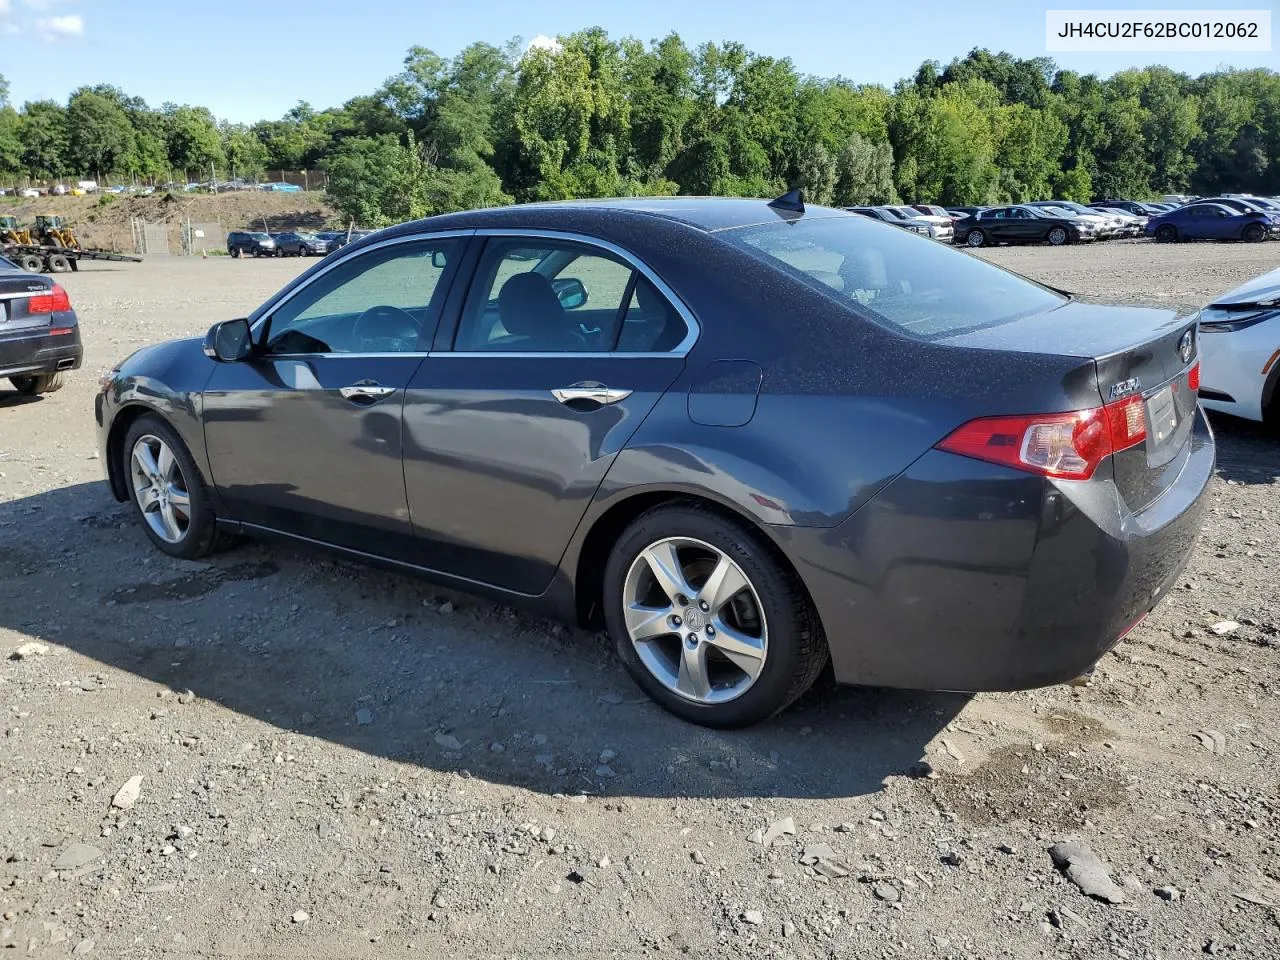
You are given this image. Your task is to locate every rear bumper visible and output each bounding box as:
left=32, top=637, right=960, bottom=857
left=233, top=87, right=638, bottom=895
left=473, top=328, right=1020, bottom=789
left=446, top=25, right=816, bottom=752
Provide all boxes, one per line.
left=0, top=328, right=83, bottom=379
left=773, top=406, right=1215, bottom=691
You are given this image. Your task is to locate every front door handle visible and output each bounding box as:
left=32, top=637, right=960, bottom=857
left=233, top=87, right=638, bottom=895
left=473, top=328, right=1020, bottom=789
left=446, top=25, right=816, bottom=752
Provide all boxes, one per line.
left=552, top=382, right=632, bottom=406
left=340, top=380, right=397, bottom=403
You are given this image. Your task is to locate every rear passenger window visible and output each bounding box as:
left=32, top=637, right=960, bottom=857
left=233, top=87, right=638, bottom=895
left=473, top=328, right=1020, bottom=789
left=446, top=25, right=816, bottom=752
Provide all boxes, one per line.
left=454, top=238, right=689, bottom=354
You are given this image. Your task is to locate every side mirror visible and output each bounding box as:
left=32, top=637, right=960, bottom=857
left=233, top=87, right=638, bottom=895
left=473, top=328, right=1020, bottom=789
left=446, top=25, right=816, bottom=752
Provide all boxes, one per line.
left=203, top=318, right=253, bottom=362
left=552, top=277, right=587, bottom=310
left=431, top=249, right=448, bottom=269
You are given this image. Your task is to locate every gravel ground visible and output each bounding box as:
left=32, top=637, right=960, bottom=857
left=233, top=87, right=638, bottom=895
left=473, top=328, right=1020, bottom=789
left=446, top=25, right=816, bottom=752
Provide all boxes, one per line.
left=2, top=244, right=1278, bottom=959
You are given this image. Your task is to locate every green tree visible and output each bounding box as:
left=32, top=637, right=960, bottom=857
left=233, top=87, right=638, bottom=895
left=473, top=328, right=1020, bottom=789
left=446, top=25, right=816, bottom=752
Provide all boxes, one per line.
left=166, top=105, right=225, bottom=174
left=833, top=133, right=896, bottom=205
left=221, top=123, right=267, bottom=177
left=66, top=88, right=136, bottom=176
left=18, top=100, right=69, bottom=177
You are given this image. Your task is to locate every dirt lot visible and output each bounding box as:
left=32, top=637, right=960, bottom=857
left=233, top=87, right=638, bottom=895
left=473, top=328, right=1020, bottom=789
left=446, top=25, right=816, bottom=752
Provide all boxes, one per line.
left=1, top=242, right=1278, bottom=959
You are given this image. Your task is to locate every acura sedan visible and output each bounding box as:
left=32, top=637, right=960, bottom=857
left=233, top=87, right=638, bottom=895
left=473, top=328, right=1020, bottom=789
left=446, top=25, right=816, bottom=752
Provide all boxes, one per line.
left=95, top=195, right=1213, bottom=728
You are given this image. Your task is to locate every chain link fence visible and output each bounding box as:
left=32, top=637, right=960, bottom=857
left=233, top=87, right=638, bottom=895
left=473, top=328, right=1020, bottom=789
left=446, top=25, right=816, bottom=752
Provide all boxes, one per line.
left=181, top=221, right=226, bottom=256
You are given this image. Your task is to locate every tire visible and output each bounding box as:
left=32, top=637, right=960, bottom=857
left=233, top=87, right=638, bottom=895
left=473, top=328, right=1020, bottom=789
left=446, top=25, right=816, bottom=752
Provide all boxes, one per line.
left=121, top=414, right=235, bottom=560
left=46, top=253, right=71, bottom=273
left=231, top=247, right=244, bottom=259
left=10, top=372, right=64, bottom=395
left=1047, top=226, right=1068, bottom=246
left=18, top=254, right=42, bottom=272
left=1243, top=223, right=1266, bottom=243
left=965, top=229, right=987, bottom=248
left=1155, top=224, right=1178, bottom=243
left=274, top=248, right=283, bottom=258
left=603, top=502, right=828, bottom=728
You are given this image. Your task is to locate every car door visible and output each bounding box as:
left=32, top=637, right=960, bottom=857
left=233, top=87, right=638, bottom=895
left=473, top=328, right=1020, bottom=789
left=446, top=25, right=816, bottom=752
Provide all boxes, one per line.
left=983, top=208, right=1013, bottom=241
left=202, top=234, right=465, bottom=560
left=1208, top=207, right=1238, bottom=240
left=401, top=232, right=695, bottom=595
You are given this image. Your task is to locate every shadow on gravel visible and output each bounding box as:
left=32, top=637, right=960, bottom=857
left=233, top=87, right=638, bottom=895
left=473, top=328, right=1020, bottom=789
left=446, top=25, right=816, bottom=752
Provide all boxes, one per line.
left=1205, top=410, right=1280, bottom=485
left=0, top=481, right=969, bottom=802
left=0, top=388, right=45, bottom=409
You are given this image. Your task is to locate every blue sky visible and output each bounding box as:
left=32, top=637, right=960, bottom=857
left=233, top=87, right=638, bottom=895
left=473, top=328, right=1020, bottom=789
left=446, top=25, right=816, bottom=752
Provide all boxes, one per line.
left=0, top=0, right=1276, bottom=122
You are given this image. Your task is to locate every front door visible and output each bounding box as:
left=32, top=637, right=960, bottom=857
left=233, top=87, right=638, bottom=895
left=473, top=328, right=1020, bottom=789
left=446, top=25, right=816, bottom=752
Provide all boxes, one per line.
left=203, top=236, right=464, bottom=559
left=402, top=235, right=693, bottom=594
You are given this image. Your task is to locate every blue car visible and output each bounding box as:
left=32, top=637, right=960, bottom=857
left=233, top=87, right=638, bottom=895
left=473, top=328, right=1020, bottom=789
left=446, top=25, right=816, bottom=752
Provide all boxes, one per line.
left=1146, top=202, right=1280, bottom=243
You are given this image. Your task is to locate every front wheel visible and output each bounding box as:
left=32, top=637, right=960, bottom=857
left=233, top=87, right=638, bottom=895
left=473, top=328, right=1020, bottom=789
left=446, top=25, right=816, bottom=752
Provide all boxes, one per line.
left=10, top=372, right=64, bottom=395
left=603, top=503, right=828, bottom=728
left=1047, top=226, right=1068, bottom=246
left=1243, top=223, right=1266, bottom=243
left=122, top=415, right=234, bottom=560
left=965, top=229, right=987, bottom=248
left=1155, top=224, right=1178, bottom=243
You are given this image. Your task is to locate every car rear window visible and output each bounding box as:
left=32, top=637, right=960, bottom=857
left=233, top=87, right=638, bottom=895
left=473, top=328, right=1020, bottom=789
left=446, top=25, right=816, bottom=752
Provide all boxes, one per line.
left=723, top=216, right=1066, bottom=339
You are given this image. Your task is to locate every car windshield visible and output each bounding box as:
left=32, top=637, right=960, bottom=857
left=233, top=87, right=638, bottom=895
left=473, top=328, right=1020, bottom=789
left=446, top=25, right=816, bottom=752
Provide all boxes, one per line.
left=725, top=216, right=1066, bottom=340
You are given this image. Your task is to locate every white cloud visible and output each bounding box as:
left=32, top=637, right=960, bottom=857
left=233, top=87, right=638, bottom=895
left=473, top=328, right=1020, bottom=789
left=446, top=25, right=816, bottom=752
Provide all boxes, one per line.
left=35, top=12, right=82, bottom=40
left=21, top=0, right=74, bottom=9
left=1, top=21, right=18, bottom=34
left=0, top=0, right=11, bottom=15
left=526, top=34, right=561, bottom=54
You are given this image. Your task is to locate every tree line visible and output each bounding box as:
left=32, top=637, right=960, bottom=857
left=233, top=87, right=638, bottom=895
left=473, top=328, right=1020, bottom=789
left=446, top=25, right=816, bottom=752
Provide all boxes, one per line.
left=1, top=34, right=1278, bottom=225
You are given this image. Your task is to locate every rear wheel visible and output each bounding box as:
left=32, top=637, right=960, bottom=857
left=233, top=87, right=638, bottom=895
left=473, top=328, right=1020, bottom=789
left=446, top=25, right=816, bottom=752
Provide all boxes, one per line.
left=46, top=253, right=71, bottom=273
left=1047, top=226, right=1069, bottom=246
left=965, top=229, right=987, bottom=248
left=10, top=372, right=64, bottom=395
left=121, top=414, right=234, bottom=560
left=1243, top=223, right=1266, bottom=243
left=1155, top=224, right=1178, bottom=243
left=231, top=246, right=244, bottom=259
left=603, top=503, right=828, bottom=728
left=18, top=254, right=42, bottom=272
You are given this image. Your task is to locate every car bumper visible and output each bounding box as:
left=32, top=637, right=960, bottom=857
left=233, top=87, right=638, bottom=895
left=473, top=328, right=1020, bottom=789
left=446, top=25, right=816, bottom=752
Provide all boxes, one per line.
left=0, top=328, right=83, bottom=379
left=771, top=406, right=1214, bottom=692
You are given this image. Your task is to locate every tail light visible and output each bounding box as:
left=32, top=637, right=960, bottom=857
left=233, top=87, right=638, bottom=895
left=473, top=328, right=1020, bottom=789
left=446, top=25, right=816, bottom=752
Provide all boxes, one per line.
left=28, top=284, right=72, bottom=314
left=1187, top=361, right=1200, bottom=392
left=937, top=394, right=1148, bottom=481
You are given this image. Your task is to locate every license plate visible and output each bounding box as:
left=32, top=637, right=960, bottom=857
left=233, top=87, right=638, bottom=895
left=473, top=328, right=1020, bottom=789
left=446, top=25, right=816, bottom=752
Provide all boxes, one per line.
left=1146, top=385, right=1178, bottom=445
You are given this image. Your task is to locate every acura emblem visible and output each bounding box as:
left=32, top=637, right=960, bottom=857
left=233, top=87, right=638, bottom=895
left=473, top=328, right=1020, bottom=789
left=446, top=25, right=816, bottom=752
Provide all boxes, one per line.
left=1178, top=330, right=1193, bottom=364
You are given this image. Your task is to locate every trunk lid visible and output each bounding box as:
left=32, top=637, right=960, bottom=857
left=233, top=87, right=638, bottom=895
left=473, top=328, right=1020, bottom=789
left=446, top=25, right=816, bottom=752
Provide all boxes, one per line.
left=0, top=270, right=55, bottom=334
left=942, top=300, right=1200, bottom=511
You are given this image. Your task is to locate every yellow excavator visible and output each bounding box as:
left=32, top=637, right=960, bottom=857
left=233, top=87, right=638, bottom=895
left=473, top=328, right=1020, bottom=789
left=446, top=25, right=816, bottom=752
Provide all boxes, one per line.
left=0, top=215, right=32, bottom=245
left=31, top=215, right=80, bottom=249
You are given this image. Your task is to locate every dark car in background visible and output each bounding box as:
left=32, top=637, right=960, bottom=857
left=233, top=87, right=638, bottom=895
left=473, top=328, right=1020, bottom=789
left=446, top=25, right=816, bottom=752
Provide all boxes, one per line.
left=272, top=232, right=334, bottom=257
left=847, top=205, right=933, bottom=236
left=1146, top=202, right=1280, bottom=242
left=955, top=204, right=1097, bottom=247
left=1093, top=199, right=1166, bottom=217
left=95, top=196, right=1212, bottom=728
left=0, top=255, right=82, bottom=395
left=227, top=231, right=277, bottom=258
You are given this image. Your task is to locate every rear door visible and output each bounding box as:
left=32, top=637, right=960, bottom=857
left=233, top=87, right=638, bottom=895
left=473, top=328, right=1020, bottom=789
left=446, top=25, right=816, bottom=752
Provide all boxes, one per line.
left=402, top=232, right=695, bottom=594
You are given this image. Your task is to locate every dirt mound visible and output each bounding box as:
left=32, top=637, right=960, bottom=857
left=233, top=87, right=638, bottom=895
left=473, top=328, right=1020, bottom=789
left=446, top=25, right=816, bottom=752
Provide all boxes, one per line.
left=1, top=191, right=337, bottom=250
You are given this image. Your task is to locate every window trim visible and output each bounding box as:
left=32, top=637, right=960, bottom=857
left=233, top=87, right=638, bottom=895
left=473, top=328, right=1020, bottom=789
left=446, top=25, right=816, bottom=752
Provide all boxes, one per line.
left=247, top=226, right=700, bottom=360
left=438, top=228, right=699, bottom=359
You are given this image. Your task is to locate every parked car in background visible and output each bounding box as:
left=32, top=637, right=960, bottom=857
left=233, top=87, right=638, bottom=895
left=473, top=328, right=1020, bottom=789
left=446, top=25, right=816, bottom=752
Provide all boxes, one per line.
left=20, top=188, right=41, bottom=198
left=910, top=203, right=955, bottom=220
left=226, top=231, right=278, bottom=258
left=847, top=206, right=933, bottom=237
left=0, top=255, right=82, bottom=396
left=955, top=205, right=1098, bottom=247
left=881, top=205, right=955, bottom=242
left=1195, top=266, right=1280, bottom=426
left=946, top=206, right=987, bottom=219
left=1092, top=200, right=1153, bottom=217
left=95, top=195, right=1213, bottom=728
left=260, top=182, right=303, bottom=193
left=1146, top=202, right=1279, bottom=243
left=272, top=232, right=334, bottom=257
left=51, top=184, right=68, bottom=196
left=1027, top=201, right=1125, bottom=238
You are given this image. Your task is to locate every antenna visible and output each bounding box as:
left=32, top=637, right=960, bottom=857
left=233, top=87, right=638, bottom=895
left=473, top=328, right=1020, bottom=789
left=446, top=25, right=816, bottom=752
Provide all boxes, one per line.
left=768, top=188, right=805, bottom=213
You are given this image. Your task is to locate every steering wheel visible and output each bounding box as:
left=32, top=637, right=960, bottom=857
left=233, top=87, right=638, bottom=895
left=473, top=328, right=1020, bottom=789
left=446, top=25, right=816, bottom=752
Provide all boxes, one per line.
left=352, top=305, right=422, bottom=352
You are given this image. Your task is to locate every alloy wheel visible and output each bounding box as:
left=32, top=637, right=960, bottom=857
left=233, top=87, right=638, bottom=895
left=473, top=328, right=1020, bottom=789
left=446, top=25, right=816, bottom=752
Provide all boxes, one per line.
left=130, top=434, right=191, bottom=544
left=621, top=537, right=768, bottom=704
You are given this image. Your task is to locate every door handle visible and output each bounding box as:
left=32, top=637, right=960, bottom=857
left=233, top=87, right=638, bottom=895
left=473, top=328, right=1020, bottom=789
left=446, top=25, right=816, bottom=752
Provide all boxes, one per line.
left=551, top=382, right=632, bottom=406
left=340, top=380, right=397, bottom=403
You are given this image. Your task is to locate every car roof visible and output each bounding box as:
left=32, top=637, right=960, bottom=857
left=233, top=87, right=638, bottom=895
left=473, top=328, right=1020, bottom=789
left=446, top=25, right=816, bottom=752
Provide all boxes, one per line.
left=390, top=196, right=856, bottom=236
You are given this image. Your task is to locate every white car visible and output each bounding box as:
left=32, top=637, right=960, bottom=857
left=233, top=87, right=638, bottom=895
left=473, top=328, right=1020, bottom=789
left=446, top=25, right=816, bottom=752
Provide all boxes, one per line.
left=884, top=206, right=955, bottom=243
left=1197, top=267, right=1280, bottom=425
left=20, top=188, right=40, bottom=198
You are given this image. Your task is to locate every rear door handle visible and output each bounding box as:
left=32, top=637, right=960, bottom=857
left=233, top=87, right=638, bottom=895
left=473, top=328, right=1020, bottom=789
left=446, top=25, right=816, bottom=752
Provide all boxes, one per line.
left=552, top=382, right=632, bottom=406
left=340, top=380, right=397, bottom=403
